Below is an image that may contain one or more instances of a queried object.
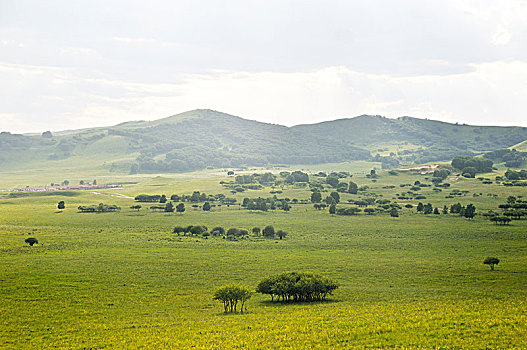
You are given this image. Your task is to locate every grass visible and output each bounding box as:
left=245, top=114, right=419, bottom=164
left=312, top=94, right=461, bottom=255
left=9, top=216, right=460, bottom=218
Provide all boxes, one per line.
left=0, top=166, right=526, bottom=348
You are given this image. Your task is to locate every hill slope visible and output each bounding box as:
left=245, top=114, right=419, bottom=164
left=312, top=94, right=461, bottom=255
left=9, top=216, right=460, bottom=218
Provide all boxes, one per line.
left=1, top=109, right=526, bottom=174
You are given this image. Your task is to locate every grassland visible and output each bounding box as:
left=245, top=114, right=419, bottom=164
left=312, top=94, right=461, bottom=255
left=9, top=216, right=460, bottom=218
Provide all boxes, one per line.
left=0, top=167, right=526, bottom=348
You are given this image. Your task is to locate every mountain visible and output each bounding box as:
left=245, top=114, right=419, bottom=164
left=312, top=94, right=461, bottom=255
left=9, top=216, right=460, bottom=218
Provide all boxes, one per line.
left=1, top=109, right=526, bottom=174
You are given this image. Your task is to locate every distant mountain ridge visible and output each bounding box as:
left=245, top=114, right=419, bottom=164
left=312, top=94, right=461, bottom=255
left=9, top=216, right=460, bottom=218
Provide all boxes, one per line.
left=1, top=109, right=526, bottom=174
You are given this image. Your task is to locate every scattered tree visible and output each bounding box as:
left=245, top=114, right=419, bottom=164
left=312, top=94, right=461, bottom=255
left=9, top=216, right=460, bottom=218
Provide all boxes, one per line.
left=262, top=225, right=275, bottom=238
left=176, top=203, right=185, bottom=213
left=57, top=201, right=65, bottom=210
left=276, top=230, right=288, bottom=240
left=25, top=237, right=38, bottom=246
left=483, top=257, right=500, bottom=271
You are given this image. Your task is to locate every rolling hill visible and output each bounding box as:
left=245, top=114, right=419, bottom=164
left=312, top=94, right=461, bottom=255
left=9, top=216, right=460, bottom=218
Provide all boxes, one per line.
left=1, top=109, right=526, bottom=174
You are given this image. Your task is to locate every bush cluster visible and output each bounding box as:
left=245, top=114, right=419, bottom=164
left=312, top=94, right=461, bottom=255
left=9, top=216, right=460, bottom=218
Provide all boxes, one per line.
left=256, top=272, right=338, bottom=302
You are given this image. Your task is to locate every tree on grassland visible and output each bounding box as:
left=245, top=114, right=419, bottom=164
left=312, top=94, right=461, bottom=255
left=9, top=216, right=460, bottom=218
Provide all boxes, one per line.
left=213, top=284, right=252, bottom=313
left=484, top=257, right=500, bottom=271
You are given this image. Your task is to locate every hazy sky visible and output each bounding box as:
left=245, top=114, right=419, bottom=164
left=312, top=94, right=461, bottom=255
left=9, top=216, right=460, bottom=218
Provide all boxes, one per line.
left=1, top=0, right=527, bottom=133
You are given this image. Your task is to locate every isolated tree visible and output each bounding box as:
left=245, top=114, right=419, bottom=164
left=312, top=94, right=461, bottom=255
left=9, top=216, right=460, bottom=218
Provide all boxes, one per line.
left=329, top=203, right=336, bottom=215
left=433, top=207, right=440, bottom=215
left=390, top=207, right=399, bottom=217
left=80, top=180, right=85, bottom=185
left=176, top=203, right=185, bottom=213
left=165, top=202, right=174, bottom=212
left=130, top=205, right=141, bottom=211
left=93, top=179, right=97, bottom=185
left=262, top=225, right=275, bottom=238
left=57, top=201, right=65, bottom=210
left=62, top=180, right=69, bottom=186
left=484, top=257, right=500, bottom=271
left=203, top=202, right=211, bottom=211
left=348, top=181, right=358, bottom=194
left=276, top=230, right=288, bottom=240
left=25, top=237, right=38, bottom=246
left=417, top=202, right=424, bottom=212
left=310, top=191, right=322, bottom=203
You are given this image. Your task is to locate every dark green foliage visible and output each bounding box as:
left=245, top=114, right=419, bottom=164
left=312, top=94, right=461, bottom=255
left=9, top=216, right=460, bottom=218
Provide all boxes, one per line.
left=262, top=225, right=275, bottom=238
left=484, top=149, right=527, bottom=168
left=135, top=194, right=162, bottom=202
left=226, top=228, right=239, bottom=237
left=276, top=230, right=288, bottom=240
left=130, top=205, right=141, bottom=211
left=330, top=192, right=340, bottom=204
left=202, top=202, right=211, bottom=211
left=390, top=207, right=399, bottom=217
left=433, top=207, right=440, bottom=215
left=325, top=176, right=339, bottom=188
left=211, top=226, right=225, bottom=236
left=176, top=203, right=185, bottom=213
left=451, top=156, right=493, bottom=174
left=464, top=204, right=476, bottom=219
left=423, top=203, right=433, bottom=214
left=25, top=237, right=38, bottom=246
left=57, top=201, right=65, bottom=210
left=417, top=203, right=424, bottom=212
left=329, top=204, right=336, bottom=214
left=159, top=195, right=167, bottom=203
left=78, top=203, right=120, bottom=213
left=336, top=207, right=361, bottom=216
left=483, top=257, right=500, bottom=270
left=348, top=181, right=358, bottom=194
left=213, top=284, right=252, bottom=313
left=256, top=272, right=338, bottom=302
left=164, top=202, right=174, bottom=212
left=505, top=169, right=527, bottom=180
left=173, top=226, right=185, bottom=234
left=490, top=216, right=511, bottom=225
left=310, top=191, right=322, bottom=203
left=252, top=227, right=261, bottom=236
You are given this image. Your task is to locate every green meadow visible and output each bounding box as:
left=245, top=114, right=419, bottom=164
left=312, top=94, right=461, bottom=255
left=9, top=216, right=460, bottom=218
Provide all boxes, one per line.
left=0, top=166, right=526, bottom=349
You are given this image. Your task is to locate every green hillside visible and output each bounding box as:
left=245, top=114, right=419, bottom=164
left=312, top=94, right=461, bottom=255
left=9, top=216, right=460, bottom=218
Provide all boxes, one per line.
left=1, top=110, right=526, bottom=175
left=511, top=139, right=527, bottom=151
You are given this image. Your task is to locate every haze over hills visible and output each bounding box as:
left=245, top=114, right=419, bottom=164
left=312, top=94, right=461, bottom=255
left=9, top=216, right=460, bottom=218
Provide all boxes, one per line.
left=1, top=109, right=526, bottom=174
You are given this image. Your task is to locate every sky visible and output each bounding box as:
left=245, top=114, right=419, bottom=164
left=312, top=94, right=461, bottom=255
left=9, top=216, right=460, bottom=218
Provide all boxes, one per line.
left=1, top=0, right=527, bottom=133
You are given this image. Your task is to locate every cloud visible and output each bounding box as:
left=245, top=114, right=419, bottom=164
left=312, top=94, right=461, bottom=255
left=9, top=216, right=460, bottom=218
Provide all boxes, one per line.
left=2, top=60, right=527, bottom=133
left=1, top=0, right=527, bottom=132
